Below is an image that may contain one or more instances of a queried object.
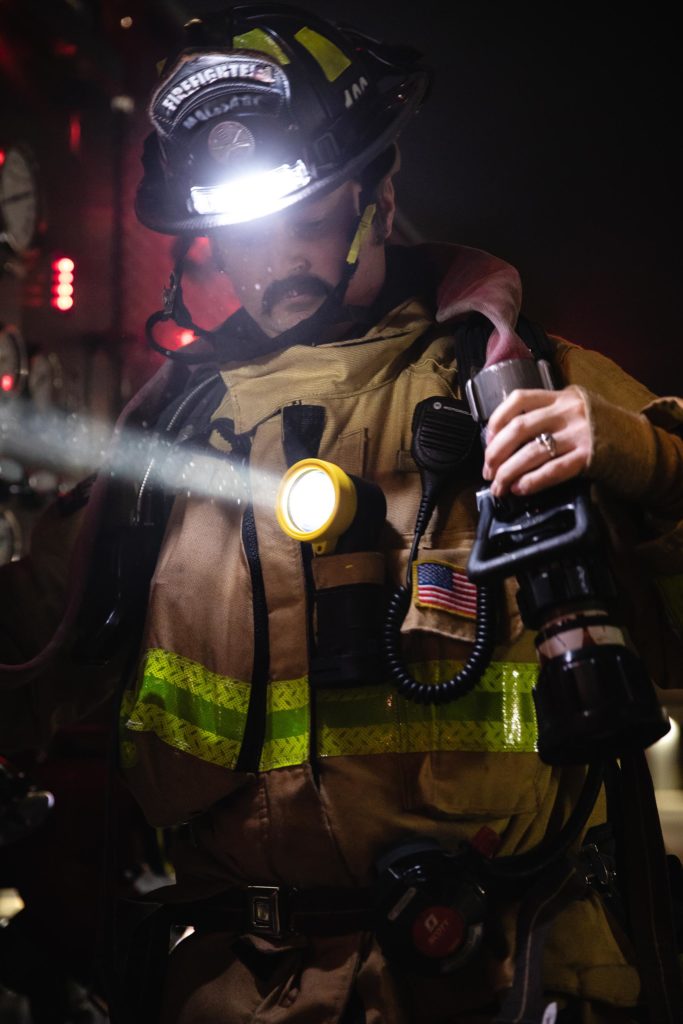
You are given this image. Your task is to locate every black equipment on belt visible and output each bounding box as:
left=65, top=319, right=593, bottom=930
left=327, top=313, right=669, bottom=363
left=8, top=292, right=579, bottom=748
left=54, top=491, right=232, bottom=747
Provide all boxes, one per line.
left=373, top=755, right=605, bottom=978
left=110, top=758, right=605, bottom=1024
left=373, top=830, right=496, bottom=976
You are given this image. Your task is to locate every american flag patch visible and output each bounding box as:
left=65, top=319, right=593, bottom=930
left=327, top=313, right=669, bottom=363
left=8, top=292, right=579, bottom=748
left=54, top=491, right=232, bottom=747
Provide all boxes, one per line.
left=412, top=560, right=478, bottom=619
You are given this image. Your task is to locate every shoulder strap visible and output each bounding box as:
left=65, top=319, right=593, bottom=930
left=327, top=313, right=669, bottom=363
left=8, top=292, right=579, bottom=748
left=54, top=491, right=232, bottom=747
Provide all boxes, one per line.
left=454, top=311, right=557, bottom=387
left=515, top=313, right=555, bottom=362
left=72, top=367, right=227, bottom=665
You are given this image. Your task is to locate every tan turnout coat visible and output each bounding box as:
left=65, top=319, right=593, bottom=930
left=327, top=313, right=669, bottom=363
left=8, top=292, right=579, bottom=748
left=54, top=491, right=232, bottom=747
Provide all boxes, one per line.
left=1, top=246, right=683, bottom=1022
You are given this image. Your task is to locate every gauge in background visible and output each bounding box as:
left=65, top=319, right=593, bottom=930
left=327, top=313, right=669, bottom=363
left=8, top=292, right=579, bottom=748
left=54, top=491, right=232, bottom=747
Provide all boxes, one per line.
left=26, top=468, right=60, bottom=498
left=0, top=324, right=28, bottom=399
left=0, top=458, right=25, bottom=492
left=0, top=146, right=39, bottom=256
left=0, top=508, right=22, bottom=565
left=27, top=350, right=64, bottom=413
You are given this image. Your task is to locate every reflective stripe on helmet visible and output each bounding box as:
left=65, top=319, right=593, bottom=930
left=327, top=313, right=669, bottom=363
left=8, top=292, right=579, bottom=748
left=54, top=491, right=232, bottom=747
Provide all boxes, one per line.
left=121, top=648, right=539, bottom=771
left=294, top=26, right=352, bottom=82
left=233, top=29, right=290, bottom=65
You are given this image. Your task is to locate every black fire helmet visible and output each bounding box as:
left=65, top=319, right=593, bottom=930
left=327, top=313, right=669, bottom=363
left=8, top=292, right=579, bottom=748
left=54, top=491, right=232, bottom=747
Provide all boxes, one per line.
left=135, top=2, right=432, bottom=234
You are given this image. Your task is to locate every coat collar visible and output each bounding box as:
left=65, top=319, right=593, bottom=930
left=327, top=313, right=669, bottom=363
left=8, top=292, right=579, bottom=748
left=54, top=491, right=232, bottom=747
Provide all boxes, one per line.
left=423, top=242, right=531, bottom=365
left=216, top=242, right=532, bottom=432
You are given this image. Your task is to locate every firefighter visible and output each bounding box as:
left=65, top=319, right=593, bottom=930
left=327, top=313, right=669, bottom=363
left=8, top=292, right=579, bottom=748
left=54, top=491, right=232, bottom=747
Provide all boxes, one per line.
left=1, top=4, right=683, bottom=1023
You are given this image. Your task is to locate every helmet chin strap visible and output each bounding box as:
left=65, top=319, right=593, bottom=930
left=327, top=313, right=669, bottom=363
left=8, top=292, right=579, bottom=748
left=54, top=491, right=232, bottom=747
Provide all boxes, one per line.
left=262, top=201, right=378, bottom=349
left=145, top=203, right=378, bottom=362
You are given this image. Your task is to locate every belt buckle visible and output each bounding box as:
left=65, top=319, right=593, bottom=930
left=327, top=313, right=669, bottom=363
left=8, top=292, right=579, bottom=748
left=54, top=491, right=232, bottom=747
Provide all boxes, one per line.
left=246, top=885, right=284, bottom=938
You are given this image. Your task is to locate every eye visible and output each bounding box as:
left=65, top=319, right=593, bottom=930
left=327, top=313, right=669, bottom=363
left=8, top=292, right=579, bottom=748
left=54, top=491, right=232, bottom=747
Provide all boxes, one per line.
left=222, top=221, right=270, bottom=247
left=293, top=218, right=326, bottom=240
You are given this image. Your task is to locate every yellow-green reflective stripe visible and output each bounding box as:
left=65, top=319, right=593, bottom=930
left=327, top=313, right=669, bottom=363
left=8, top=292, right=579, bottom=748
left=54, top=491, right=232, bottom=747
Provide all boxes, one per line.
left=317, top=661, right=538, bottom=756
left=121, top=648, right=310, bottom=771
left=121, top=650, right=538, bottom=771
left=122, top=648, right=250, bottom=769
left=261, top=677, right=309, bottom=771
left=123, top=699, right=242, bottom=767
left=294, top=27, right=351, bottom=82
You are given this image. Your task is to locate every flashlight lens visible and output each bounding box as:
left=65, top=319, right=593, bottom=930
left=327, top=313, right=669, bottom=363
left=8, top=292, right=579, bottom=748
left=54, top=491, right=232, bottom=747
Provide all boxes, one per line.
left=286, top=467, right=336, bottom=533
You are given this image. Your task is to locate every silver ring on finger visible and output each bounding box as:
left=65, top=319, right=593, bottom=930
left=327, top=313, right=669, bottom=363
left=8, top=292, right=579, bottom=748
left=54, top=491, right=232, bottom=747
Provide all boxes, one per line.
left=536, top=431, right=558, bottom=459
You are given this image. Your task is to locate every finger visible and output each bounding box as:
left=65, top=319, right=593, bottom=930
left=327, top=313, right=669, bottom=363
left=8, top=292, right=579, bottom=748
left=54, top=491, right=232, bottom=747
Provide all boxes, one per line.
left=489, top=431, right=564, bottom=495
left=491, top=442, right=586, bottom=498
left=509, top=448, right=587, bottom=497
left=484, top=406, right=566, bottom=478
left=486, top=388, right=556, bottom=440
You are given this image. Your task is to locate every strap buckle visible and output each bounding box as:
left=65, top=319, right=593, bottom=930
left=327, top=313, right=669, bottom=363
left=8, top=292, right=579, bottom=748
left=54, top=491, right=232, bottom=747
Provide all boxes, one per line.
left=246, top=885, right=286, bottom=938
left=579, top=842, right=617, bottom=896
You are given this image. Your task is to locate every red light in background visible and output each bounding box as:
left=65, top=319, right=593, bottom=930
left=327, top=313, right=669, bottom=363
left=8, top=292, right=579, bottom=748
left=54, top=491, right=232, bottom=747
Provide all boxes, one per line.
left=0, top=374, right=15, bottom=393
left=0, top=150, right=5, bottom=167
left=53, top=39, right=78, bottom=58
left=0, top=34, right=25, bottom=90
left=69, top=113, right=81, bottom=155
left=51, top=256, right=76, bottom=312
left=151, top=321, right=202, bottom=353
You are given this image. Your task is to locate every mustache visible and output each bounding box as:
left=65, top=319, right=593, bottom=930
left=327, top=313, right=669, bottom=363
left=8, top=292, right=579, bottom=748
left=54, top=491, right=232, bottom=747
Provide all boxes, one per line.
left=261, top=274, right=332, bottom=316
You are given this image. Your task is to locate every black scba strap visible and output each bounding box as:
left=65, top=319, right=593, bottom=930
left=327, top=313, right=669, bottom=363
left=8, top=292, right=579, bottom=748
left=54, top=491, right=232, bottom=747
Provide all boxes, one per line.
left=616, top=751, right=683, bottom=1023
left=454, top=310, right=557, bottom=387
left=72, top=364, right=227, bottom=665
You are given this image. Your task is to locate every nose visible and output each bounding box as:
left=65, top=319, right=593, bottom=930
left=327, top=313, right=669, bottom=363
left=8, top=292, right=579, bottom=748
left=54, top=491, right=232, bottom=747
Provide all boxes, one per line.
left=290, top=254, right=311, bottom=275
left=269, top=222, right=312, bottom=278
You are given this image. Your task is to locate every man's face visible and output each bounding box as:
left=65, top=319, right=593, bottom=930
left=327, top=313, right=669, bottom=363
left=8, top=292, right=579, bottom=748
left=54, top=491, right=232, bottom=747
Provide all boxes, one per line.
left=212, top=180, right=390, bottom=338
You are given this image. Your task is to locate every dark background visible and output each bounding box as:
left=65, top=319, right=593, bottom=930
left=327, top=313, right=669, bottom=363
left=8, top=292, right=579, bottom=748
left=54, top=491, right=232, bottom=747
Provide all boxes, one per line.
left=286, top=2, right=682, bottom=396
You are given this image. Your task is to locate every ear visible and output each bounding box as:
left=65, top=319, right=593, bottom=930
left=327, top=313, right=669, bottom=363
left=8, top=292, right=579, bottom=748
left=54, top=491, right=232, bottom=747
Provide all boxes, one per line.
left=374, top=175, right=397, bottom=242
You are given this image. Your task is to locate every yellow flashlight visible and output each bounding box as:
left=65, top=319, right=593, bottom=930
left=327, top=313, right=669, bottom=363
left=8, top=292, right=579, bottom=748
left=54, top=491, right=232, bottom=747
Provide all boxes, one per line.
left=275, top=458, right=358, bottom=555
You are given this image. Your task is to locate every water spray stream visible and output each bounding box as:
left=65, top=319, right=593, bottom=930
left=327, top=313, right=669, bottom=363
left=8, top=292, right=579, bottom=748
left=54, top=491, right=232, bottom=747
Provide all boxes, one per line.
left=0, top=402, right=282, bottom=517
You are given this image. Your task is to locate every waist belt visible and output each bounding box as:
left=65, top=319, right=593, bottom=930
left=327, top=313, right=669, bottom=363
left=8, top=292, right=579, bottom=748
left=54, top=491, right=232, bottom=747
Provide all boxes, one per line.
left=131, top=883, right=376, bottom=941
left=108, top=842, right=621, bottom=1024
left=108, top=884, right=375, bottom=1024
